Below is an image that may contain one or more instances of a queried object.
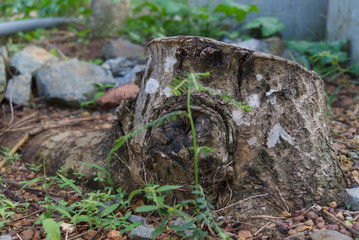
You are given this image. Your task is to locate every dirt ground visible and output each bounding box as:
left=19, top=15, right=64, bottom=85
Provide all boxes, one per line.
left=0, top=36, right=359, bottom=239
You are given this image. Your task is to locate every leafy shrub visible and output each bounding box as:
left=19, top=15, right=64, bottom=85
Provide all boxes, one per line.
left=242, top=17, right=285, bottom=38
left=286, top=40, right=359, bottom=79
left=0, top=0, right=92, bottom=20
left=120, top=0, right=258, bottom=43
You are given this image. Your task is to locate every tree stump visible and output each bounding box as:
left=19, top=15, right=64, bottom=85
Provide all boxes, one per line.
left=111, top=36, right=345, bottom=217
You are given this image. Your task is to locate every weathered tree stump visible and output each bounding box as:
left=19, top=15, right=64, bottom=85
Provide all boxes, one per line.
left=110, top=36, right=345, bottom=217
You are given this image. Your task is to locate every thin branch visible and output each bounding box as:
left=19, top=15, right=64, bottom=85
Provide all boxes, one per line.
left=214, top=193, right=269, bottom=213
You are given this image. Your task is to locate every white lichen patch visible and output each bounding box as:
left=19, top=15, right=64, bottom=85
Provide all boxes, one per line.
left=267, top=123, right=294, bottom=148
left=145, top=78, right=159, bottom=94
left=247, top=137, right=258, bottom=146
left=256, top=74, right=263, bottom=81
left=248, top=94, right=260, bottom=108
left=232, top=110, right=250, bottom=126
left=164, top=56, right=177, bottom=73
left=162, top=87, right=172, bottom=97
left=266, top=89, right=278, bottom=104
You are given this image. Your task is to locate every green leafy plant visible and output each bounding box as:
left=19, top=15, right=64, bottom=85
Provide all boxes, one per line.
left=242, top=17, right=285, bottom=38
left=121, top=0, right=258, bottom=43
left=42, top=218, right=61, bottom=240
left=0, top=146, right=21, bottom=166
left=81, top=82, right=114, bottom=107
left=286, top=40, right=359, bottom=79
left=0, top=0, right=92, bottom=20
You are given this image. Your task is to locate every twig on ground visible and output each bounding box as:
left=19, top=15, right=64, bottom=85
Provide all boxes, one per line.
left=214, top=193, right=269, bottom=213
left=0, top=133, right=29, bottom=168
left=3, top=208, right=46, bottom=227
left=314, top=205, right=359, bottom=237
left=68, top=229, right=92, bottom=240
left=254, top=221, right=272, bottom=236
left=275, top=185, right=289, bottom=211
left=88, top=225, right=104, bottom=240
left=2, top=178, right=62, bottom=197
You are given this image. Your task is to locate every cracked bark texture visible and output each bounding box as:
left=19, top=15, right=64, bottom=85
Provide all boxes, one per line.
left=111, top=36, right=345, bottom=217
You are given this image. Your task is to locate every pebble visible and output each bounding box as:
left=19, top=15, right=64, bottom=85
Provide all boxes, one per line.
left=316, top=221, right=325, bottom=229
left=327, top=224, right=340, bottom=231
left=305, top=211, right=318, bottom=220
left=20, top=229, right=34, bottom=240
left=280, top=210, right=292, bottom=218
left=0, top=167, right=6, bottom=173
left=344, top=220, right=353, bottom=228
left=303, top=219, right=314, bottom=226
left=294, top=215, right=305, bottom=223
left=339, top=228, right=352, bottom=238
left=336, top=211, right=345, bottom=221
left=295, top=225, right=307, bottom=232
left=107, top=230, right=121, bottom=240
left=237, top=230, right=252, bottom=240
left=288, top=229, right=297, bottom=235
left=353, top=222, right=359, bottom=231
left=315, top=217, right=324, bottom=225
left=32, top=231, right=41, bottom=240
left=84, top=230, right=97, bottom=239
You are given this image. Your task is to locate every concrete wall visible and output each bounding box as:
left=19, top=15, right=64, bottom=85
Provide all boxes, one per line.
left=197, top=0, right=329, bottom=41
left=327, top=0, right=359, bottom=63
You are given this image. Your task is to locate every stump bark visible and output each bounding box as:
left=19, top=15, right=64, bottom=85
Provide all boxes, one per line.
left=110, top=36, right=345, bottom=217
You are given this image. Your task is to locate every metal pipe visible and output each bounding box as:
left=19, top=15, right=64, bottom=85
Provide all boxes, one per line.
left=0, top=17, right=77, bottom=36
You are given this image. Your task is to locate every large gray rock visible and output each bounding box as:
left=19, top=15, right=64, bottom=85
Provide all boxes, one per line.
left=104, top=39, right=144, bottom=59
left=225, top=37, right=285, bottom=56
left=309, top=230, right=352, bottom=240
left=10, top=45, right=58, bottom=75
left=36, top=59, right=115, bottom=108
left=344, top=188, right=359, bottom=210
left=0, top=47, right=8, bottom=102
left=102, top=56, right=145, bottom=77
left=129, top=225, right=154, bottom=240
left=114, top=65, right=145, bottom=87
left=5, top=74, right=31, bottom=105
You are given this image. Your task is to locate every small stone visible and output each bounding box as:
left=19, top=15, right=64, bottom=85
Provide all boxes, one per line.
left=288, top=229, right=297, bottom=235
left=353, top=222, right=359, bottom=231
left=316, top=222, right=325, bottom=229
left=32, top=231, right=41, bottom=240
left=350, top=152, right=359, bottom=160
left=128, top=214, right=148, bottom=225
left=130, top=225, right=154, bottom=240
left=294, top=215, right=305, bottom=223
left=28, top=173, right=35, bottom=179
left=295, top=225, right=307, bottom=232
left=237, top=230, right=252, bottom=240
left=344, top=220, right=353, bottom=228
left=277, top=223, right=289, bottom=234
left=329, top=201, right=338, bottom=208
left=305, top=211, right=318, bottom=220
left=304, top=219, right=314, bottom=226
left=336, top=211, right=345, bottom=221
left=315, top=217, right=325, bottom=225
left=96, top=84, right=139, bottom=108
left=21, top=229, right=34, bottom=240
left=310, top=230, right=352, bottom=240
left=107, top=230, right=121, bottom=240
left=349, top=128, right=357, bottom=134
left=280, top=210, right=292, bottom=218
left=84, top=229, right=97, bottom=239
left=0, top=167, right=6, bottom=173
left=327, top=224, right=340, bottom=231
left=101, top=123, right=112, bottom=129
left=5, top=74, right=32, bottom=105
left=340, top=228, right=352, bottom=238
